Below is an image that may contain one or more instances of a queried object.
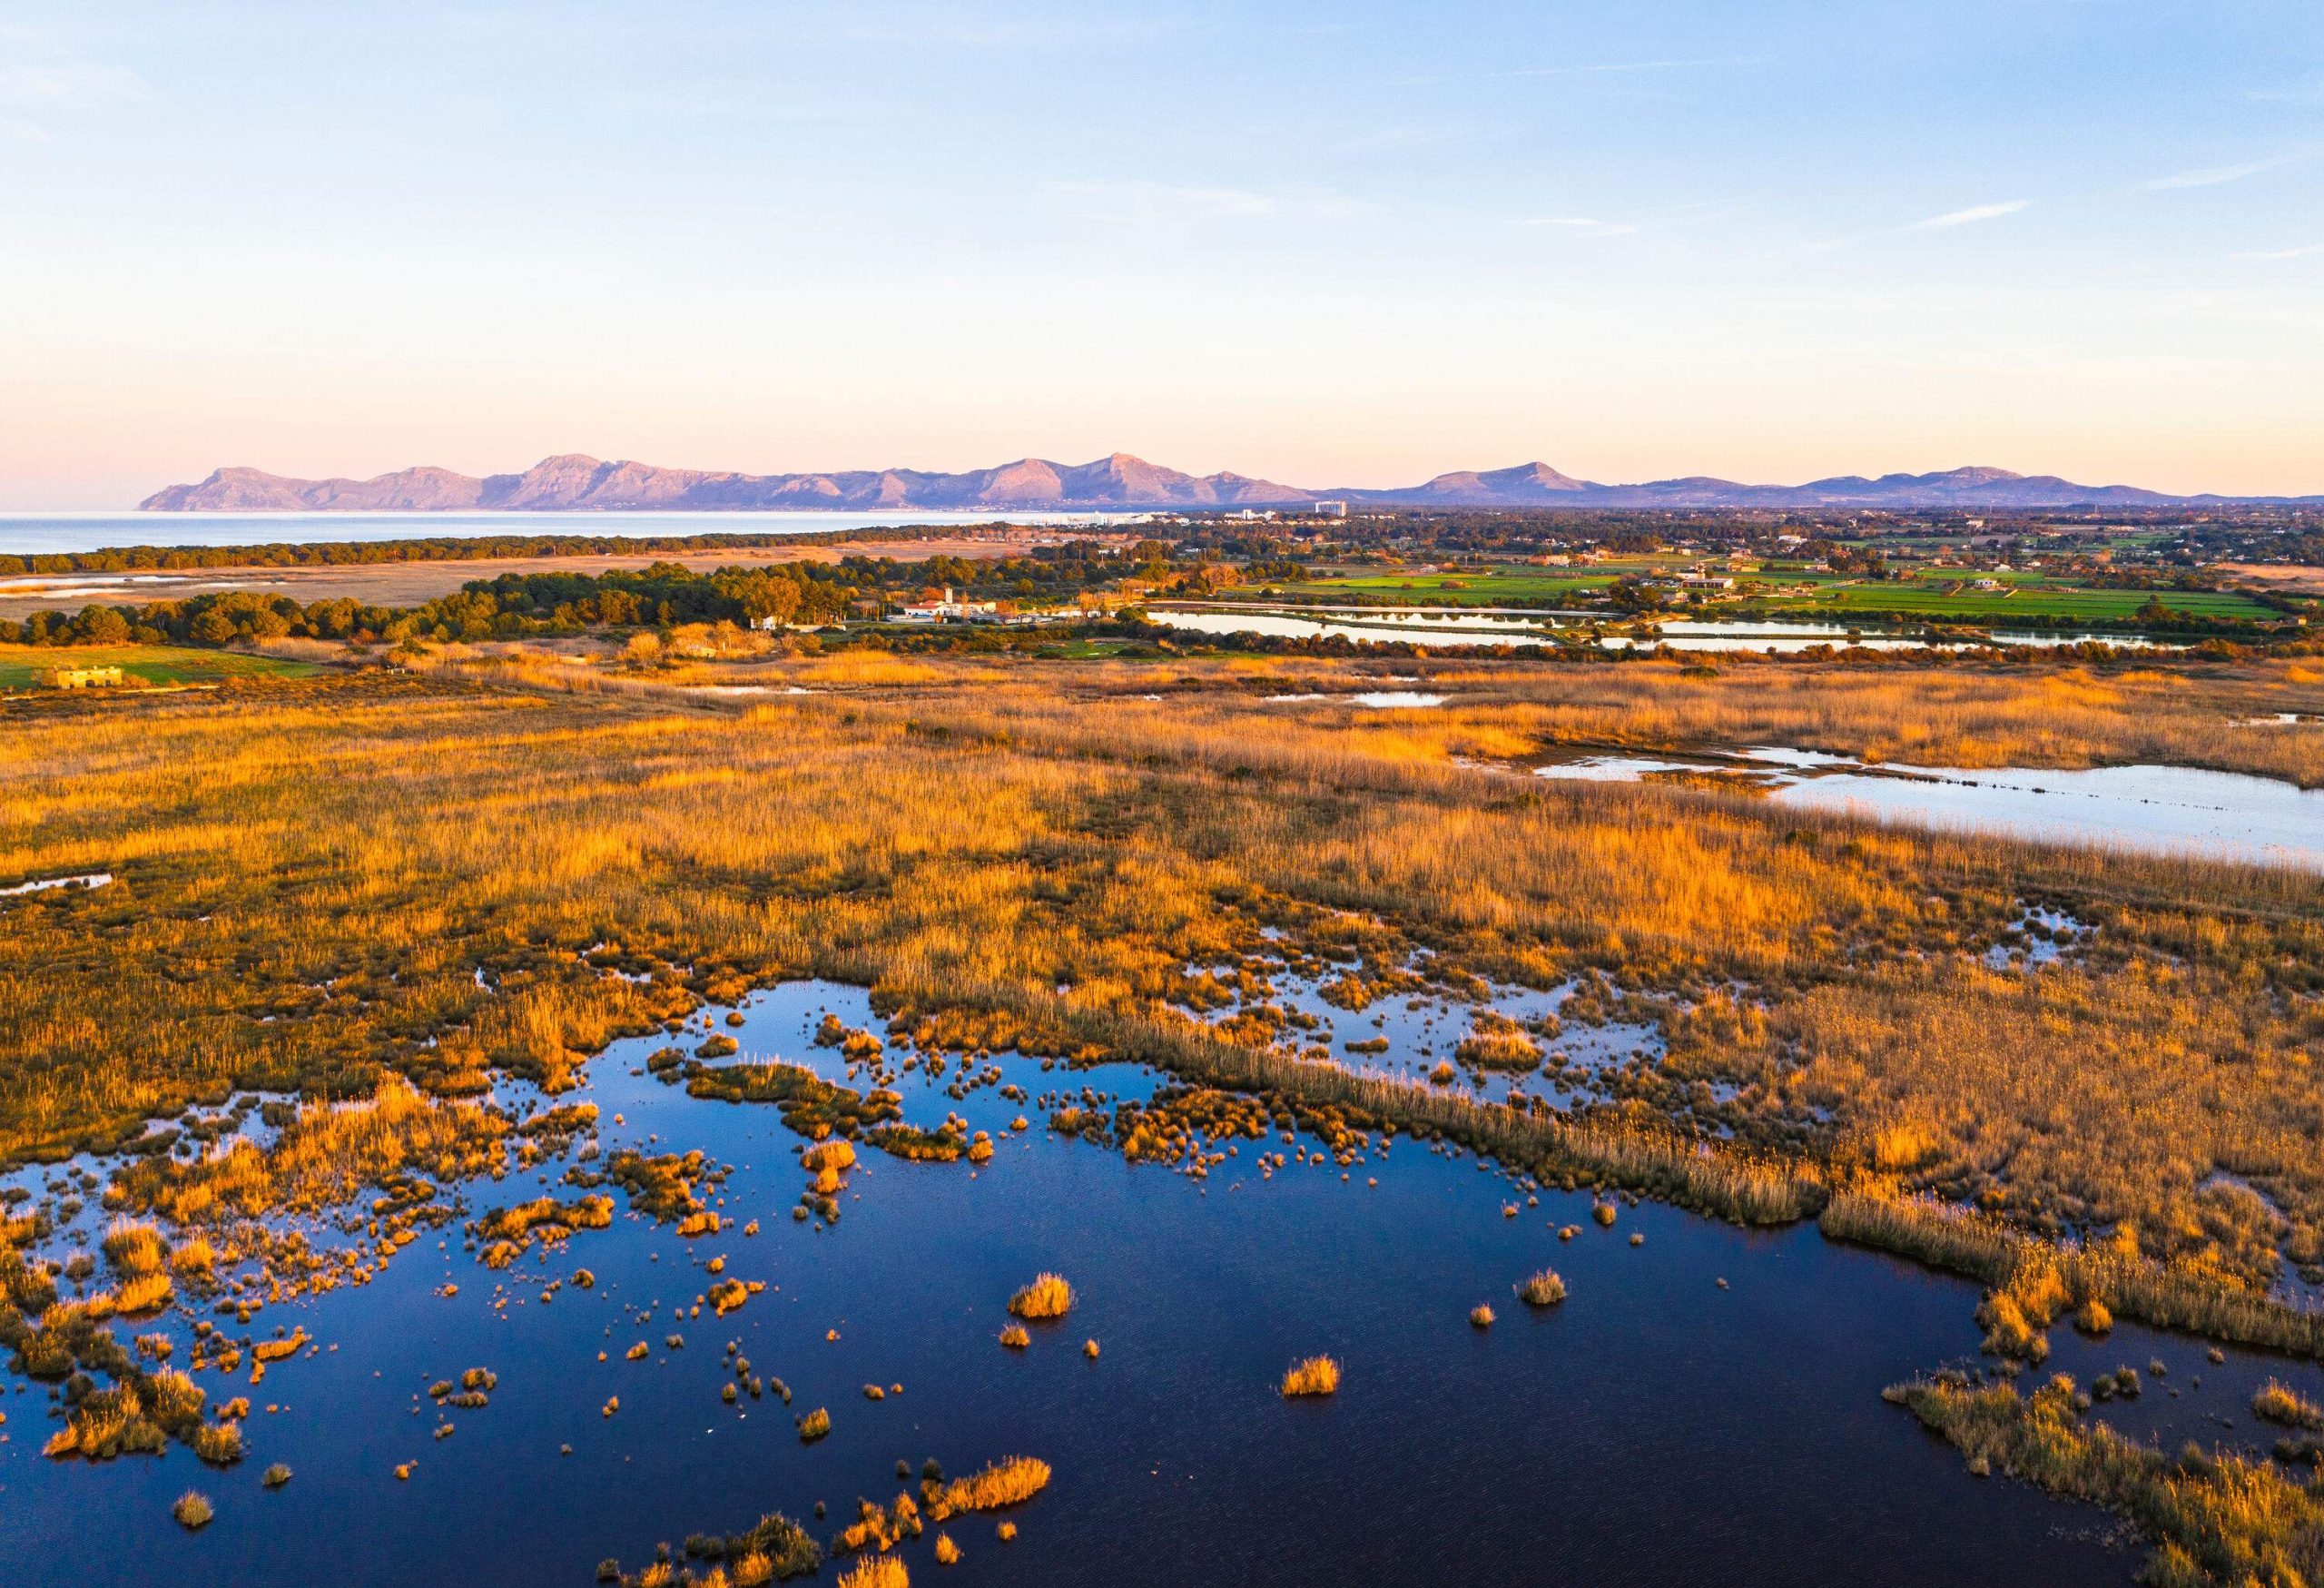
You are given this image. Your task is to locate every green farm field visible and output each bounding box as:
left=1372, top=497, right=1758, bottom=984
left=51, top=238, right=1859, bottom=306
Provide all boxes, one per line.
left=1275, top=566, right=2281, bottom=624
left=0, top=644, right=320, bottom=692
left=1761, top=581, right=2280, bottom=622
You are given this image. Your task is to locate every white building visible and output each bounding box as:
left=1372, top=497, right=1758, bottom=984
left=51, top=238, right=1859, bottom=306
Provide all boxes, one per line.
left=893, top=587, right=1002, bottom=624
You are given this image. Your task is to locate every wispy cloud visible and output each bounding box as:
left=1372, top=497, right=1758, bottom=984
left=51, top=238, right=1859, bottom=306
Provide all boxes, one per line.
left=1047, top=180, right=1371, bottom=233
left=2146, top=156, right=2296, bottom=191
left=1052, top=179, right=1284, bottom=221
left=1336, top=122, right=1469, bottom=156
left=832, top=14, right=1177, bottom=49
left=605, top=90, right=863, bottom=124
left=0, top=62, right=144, bottom=105
left=1785, top=197, right=2032, bottom=256
left=1521, top=215, right=1638, bottom=237
left=1909, top=200, right=2030, bottom=231
left=2236, top=242, right=2324, bottom=261
left=1384, top=54, right=1758, bottom=90
left=1492, top=55, right=1745, bottom=81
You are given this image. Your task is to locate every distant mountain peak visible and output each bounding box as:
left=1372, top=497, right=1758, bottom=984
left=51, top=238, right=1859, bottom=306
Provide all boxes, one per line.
left=137, top=451, right=2312, bottom=512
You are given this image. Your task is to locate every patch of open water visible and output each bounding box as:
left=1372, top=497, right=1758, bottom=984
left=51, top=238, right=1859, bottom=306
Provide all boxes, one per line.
left=1147, top=607, right=2181, bottom=655
left=1534, top=751, right=2324, bottom=870
left=1155, top=609, right=1550, bottom=649
left=0, top=873, right=113, bottom=898
left=1179, top=959, right=1673, bottom=1111
left=1600, top=621, right=2179, bottom=655
left=5, top=981, right=2319, bottom=1586
left=1261, top=691, right=1446, bottom=709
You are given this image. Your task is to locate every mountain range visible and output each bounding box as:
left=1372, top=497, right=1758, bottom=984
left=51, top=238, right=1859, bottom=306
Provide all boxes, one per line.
left=139, top=452, right=2316, bottom=513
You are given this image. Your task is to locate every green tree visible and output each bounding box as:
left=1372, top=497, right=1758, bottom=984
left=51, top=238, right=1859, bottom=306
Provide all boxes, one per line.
left=74, top=605, right=131, bottom=645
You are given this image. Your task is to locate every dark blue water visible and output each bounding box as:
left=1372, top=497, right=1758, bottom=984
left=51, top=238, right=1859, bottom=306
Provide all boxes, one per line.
left=5, top=981, right=2313, bottom=1585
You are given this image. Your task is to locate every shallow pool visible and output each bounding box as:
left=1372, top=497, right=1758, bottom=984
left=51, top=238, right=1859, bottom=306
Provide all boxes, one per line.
left=6, top=981, right=2311, bottom=1586
left=1534, top=752, right=2324, bottom=871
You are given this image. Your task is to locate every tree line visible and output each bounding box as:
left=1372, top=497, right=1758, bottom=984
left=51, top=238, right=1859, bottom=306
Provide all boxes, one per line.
left=0, top=542, right=1174, bottom=649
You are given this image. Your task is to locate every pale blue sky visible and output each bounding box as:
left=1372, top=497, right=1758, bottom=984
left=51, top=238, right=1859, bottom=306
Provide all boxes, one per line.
left=3, top=1, right=2320, bottom=504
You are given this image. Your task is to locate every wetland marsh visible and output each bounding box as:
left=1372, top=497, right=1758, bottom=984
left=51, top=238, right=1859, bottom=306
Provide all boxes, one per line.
left=5, top=649, right=2324, bottom=1585
left=16, top=981, right=2308, bottom=1588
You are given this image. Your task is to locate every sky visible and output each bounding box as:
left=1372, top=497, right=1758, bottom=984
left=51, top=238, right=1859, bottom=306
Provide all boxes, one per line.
left=2, top=1, right=2321, bottom=507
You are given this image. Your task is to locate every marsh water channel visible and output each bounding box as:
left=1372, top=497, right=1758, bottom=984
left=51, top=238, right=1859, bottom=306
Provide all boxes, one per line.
left=1533, top=749, right=2324, bottom=871
left=5, top=981, right=2320, bottom=1586
left=1146, top=605, right=2177, bottom=653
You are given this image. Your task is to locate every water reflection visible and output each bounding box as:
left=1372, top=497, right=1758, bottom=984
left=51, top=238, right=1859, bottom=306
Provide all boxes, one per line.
left=1534, top=751, right=2324, bottom=870
left=1147, top=606, right=2175, bottom=654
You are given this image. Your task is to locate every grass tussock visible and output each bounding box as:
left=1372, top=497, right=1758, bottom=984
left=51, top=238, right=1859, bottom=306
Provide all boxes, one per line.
left=1006, top=1274, right=1073, bottom=1320
left=1517, top=1269, right=1567, bottom=1307
left=172, top=1490, right=213, bottom=1530
left=112, top=1271, right=172, bottom=1314
left=1454, top=1011, right=1541, bottom=1073
left=931, top=1456, right=1050, bottom=1518
left=799, top=1140, right=857, bottom=1174
left=833, top=1557, right=909, bottom=1588
left=2251, top=1380, right=2324, bottom=1431
left=1888, top=1372, right=2324, bottom=1586
left=1281, top=1356, right=1341, bottom=1397
left=606, top=1510, right=821, bottom=1586
left=101, top=1218, right=166, bottom=1277
left=1822, top=1192, right=2324, bottom=1360
left=832, top=1493, right=922, bottom=1554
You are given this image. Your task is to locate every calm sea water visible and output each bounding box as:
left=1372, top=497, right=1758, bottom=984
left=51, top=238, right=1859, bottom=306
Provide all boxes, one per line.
left=8, top=980, right=2314, bottom=1587
left=0, top=511, right=1137, bottom=558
